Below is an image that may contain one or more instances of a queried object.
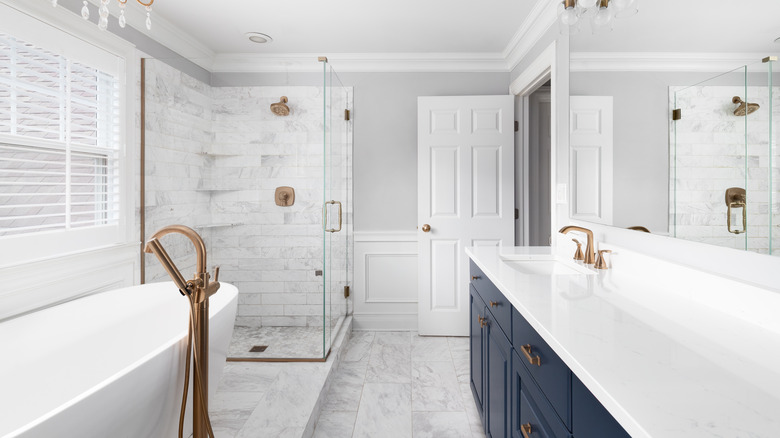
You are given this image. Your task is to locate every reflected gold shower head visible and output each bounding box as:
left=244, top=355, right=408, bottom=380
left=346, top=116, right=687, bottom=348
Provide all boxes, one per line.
left=270, top=96, right=290, bottom=116
left=732, top=96, right=760, bottom=116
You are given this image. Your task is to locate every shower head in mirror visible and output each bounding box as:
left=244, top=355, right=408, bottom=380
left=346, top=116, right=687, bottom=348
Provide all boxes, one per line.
left=732, top=96, right=759, bottom=116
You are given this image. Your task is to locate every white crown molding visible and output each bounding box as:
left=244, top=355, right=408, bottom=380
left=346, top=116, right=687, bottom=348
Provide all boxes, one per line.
left=570, top=52, right=770, bottom=73
left=83, top=0, right=215, bottom=70
left=52, top=0, right=557, bottom=74
left=502, top=0, right=559, bottom=72
left=210, top=52, right=508, bottom=73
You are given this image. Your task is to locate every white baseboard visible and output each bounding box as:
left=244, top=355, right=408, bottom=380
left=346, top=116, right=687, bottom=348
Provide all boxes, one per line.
left=352, top=313, right=418, bottom=331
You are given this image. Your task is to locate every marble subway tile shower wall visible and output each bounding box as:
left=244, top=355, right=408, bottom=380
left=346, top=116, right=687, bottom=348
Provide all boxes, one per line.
left=671, top=85, right=778, bottom=253
left=143, top=59, right=214, bottom=280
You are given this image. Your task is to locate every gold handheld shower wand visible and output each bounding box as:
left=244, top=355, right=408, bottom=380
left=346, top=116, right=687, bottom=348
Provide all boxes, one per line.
left=144, top=225, right=220, bottom=438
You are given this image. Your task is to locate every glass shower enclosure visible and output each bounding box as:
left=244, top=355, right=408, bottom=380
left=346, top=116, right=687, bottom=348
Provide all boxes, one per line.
left=142, top=57, right=352, bottom=360
left=671, top=57, right=778, bottom=255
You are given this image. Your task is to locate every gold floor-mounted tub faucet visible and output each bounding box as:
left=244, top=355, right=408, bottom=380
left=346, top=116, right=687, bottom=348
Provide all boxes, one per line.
left=144, top=225, right=220, bottom=438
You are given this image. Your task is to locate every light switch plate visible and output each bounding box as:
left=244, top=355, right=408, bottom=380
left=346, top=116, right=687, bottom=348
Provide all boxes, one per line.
left=556, top=183, right=567, bottom=204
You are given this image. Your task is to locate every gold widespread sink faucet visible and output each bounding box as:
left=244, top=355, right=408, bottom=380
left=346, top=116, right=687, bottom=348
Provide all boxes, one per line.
left=559, top=225, right=596, bottom=265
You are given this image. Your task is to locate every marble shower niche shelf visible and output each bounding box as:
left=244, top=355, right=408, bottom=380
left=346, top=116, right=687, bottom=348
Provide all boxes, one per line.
left=195, top=188, right=240, bottom=192
left=194, top=223, right=243, bottom=229
left=199, top=152, right=239, bottom=157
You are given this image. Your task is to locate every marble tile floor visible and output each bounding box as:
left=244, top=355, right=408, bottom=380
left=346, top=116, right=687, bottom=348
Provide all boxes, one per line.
left=312, top=331, right=485, bottom=438
left=228, top=322, right=341, bottom=359
left=210, top=328, right=485, bottom=438
left=210, top=318, right=352, bottom=437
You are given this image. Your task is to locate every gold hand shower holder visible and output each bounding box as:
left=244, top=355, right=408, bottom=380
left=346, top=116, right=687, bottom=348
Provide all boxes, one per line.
left=725, top=187, right=747, bottom=235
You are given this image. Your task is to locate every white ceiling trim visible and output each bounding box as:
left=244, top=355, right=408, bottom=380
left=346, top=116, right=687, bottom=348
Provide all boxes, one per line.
left=85, top=0, right=215, bottom=69
left=502, top=0, right=559, bottom=72
left=210, top=52, right=509, bottom=73
left=81, top=0, right=557, bottom=73
left=571, top=52, right=769, bottom=73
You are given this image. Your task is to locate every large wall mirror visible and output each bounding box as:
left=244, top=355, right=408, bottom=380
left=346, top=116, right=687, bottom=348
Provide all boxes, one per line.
left=567, top=0, right=780, bottom=255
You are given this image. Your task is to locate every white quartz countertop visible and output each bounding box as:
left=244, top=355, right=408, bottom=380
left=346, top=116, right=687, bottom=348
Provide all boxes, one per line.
left=466, top=246, right=780, bottom=438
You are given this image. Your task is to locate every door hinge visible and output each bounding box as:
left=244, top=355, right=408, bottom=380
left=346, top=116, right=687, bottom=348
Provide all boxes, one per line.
left=514, top=208, right=519, bottom=220
left=672, top=109, right=681, bottom=120
left=344, top=109, right=350, bottom=121
left=344, top=285, right=350, bottom=298
left=514, top=120, right=519, bottom=132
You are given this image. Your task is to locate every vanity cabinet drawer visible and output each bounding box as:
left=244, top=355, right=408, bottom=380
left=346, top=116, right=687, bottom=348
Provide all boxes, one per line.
left=470, top=261, right=512, bottom=338
left=513, top=351, right=571, bottom=438
left=512, top=308, right=571, bottom=430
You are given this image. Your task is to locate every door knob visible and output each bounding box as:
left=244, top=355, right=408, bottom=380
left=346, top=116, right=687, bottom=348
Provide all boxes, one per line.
left=421, top=224, right=431, bottom=232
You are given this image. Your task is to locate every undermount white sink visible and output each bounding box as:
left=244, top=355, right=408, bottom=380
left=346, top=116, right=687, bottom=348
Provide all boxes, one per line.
left=500, top=255, right=595, bottom=276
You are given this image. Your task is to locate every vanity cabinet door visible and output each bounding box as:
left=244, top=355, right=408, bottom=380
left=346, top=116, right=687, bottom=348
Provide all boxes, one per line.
left=470, top=286, right=486, bottom=422
left=572, top=375, right=630, bottom=438
left=486, top=313, right=512, bottom=438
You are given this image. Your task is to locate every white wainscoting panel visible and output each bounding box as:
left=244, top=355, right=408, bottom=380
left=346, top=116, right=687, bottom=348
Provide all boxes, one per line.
left=354, top=232, right=418, bottom=331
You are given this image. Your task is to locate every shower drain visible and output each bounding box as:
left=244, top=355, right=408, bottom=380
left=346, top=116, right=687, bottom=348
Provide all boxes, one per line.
left=249, top=345, right=268, bottom=353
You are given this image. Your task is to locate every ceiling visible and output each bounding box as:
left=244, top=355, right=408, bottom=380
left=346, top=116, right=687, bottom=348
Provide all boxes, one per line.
left=571, top=0, right=780, bottom=54
left=151, top=0, right=535, bottom=55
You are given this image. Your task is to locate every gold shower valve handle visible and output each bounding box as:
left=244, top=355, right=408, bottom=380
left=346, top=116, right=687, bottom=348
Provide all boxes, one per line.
left=421, top=224, right=431, bottom=233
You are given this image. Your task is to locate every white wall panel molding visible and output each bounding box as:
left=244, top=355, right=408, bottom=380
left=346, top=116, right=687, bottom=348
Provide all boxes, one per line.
left=570, top=52, right=767, bottom=73
left=0, top=243, right=139, bottom=321
left=502, top=0, right=559, bottom=72
left=353, top=232, right=418, bottom=331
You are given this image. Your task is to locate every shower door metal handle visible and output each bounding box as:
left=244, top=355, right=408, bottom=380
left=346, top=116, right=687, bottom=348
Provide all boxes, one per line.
left=324, top=200, right=342, bottom=233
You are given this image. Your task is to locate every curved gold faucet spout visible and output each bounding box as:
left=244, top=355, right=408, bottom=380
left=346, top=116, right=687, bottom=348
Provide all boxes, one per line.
left=145, top=224, right=207, bottom=274
left=559, top=225, right=596, bottom=265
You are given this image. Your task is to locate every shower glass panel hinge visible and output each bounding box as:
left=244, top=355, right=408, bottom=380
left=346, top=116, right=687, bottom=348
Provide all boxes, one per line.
left=672, top=109, right=682, bottom=120
left=344, top=285, right=350, bottom=298
left=315, top=270, right=323, bottom=277
left=515, top=208, right=519, bottom=220
left=514, top=121, right=519, bottom=132
left=344, top=109, right=350, bottom=121
left=763, top=56, right=778, bottom=63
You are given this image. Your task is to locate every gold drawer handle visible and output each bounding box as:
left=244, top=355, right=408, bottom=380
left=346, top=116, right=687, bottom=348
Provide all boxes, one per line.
left=471, top=275, right=481, bottom=280
left=521, top=344, right=541, bottom=366
left=478, top=315, right=486, bottom=328
left=521, top=423, right=533, bottom=438
left=489, top=300, right=499, bottom=308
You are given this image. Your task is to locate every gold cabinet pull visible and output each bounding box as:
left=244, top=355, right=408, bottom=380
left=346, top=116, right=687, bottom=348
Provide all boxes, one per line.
left=421, top=224, right=431, bottom=232
left=521, top=423, right=533, bottom=438
left=520, top=344, right=541, bottom=366
left=489, top=300, right=499, bottom=308
left=478, top=315, right=486, bottom=328
left=471, top=275, right=481, bottom=280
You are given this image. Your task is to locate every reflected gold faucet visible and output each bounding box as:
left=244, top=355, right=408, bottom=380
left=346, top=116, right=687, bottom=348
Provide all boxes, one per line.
left=559, top=225, right=596, bottom=265
left=144, top=225, right=220, bottom=438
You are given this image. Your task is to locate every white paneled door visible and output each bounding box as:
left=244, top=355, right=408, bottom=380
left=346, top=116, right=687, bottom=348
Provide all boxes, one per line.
left=417, top=96, right=514, bottom=336
left=569, top=96, right=613, bottom=225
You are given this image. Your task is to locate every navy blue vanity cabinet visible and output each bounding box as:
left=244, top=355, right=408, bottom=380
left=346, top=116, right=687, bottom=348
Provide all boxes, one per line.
left=469, top=257, right=632, bottom=438
left=485, top=311, right=512, bottom=438
left=572, top=375, right=630, bottom=438
left=470, top=285, right=486, bottom=423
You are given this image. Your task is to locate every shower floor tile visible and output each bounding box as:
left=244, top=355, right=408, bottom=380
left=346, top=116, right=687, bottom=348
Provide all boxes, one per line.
left=228, top=324, right=337, bottom=359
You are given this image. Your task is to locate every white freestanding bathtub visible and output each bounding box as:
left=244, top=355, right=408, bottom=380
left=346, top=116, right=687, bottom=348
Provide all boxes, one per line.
left=0, top=281, right=238, bottom=438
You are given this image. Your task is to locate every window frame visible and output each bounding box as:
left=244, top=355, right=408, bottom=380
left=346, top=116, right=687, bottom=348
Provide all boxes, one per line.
left=0, top=1, right=136, bottom=267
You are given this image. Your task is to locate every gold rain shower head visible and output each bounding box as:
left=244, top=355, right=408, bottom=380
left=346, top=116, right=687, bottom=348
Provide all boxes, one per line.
left=732, top=96, right=760, bottom=116
left=270, top=96, right=290, bottom=116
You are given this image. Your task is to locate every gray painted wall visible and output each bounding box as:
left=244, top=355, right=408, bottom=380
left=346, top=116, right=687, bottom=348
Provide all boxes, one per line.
left=214, top=71, right=511, bottom=232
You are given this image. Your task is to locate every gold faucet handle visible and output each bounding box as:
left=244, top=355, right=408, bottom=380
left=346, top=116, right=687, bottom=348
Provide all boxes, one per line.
left=595, top=250, right=612, bottom=270
left=572, top=239, right=584, bottom=261
left=213, top=266, right=220, bottom=282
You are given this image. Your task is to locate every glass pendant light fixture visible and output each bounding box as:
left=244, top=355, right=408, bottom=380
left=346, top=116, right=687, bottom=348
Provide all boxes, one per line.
left=557, top=0, right=638, bottom=34
left=57, top=0, right=155, bottom=31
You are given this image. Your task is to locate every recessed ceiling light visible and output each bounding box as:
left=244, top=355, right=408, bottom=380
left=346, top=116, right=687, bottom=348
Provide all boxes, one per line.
left=246, top=32, right=273, bottom=44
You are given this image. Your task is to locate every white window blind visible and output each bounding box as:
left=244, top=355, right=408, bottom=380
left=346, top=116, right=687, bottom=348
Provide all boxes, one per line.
left=0, top=33, right=121, bottom=237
